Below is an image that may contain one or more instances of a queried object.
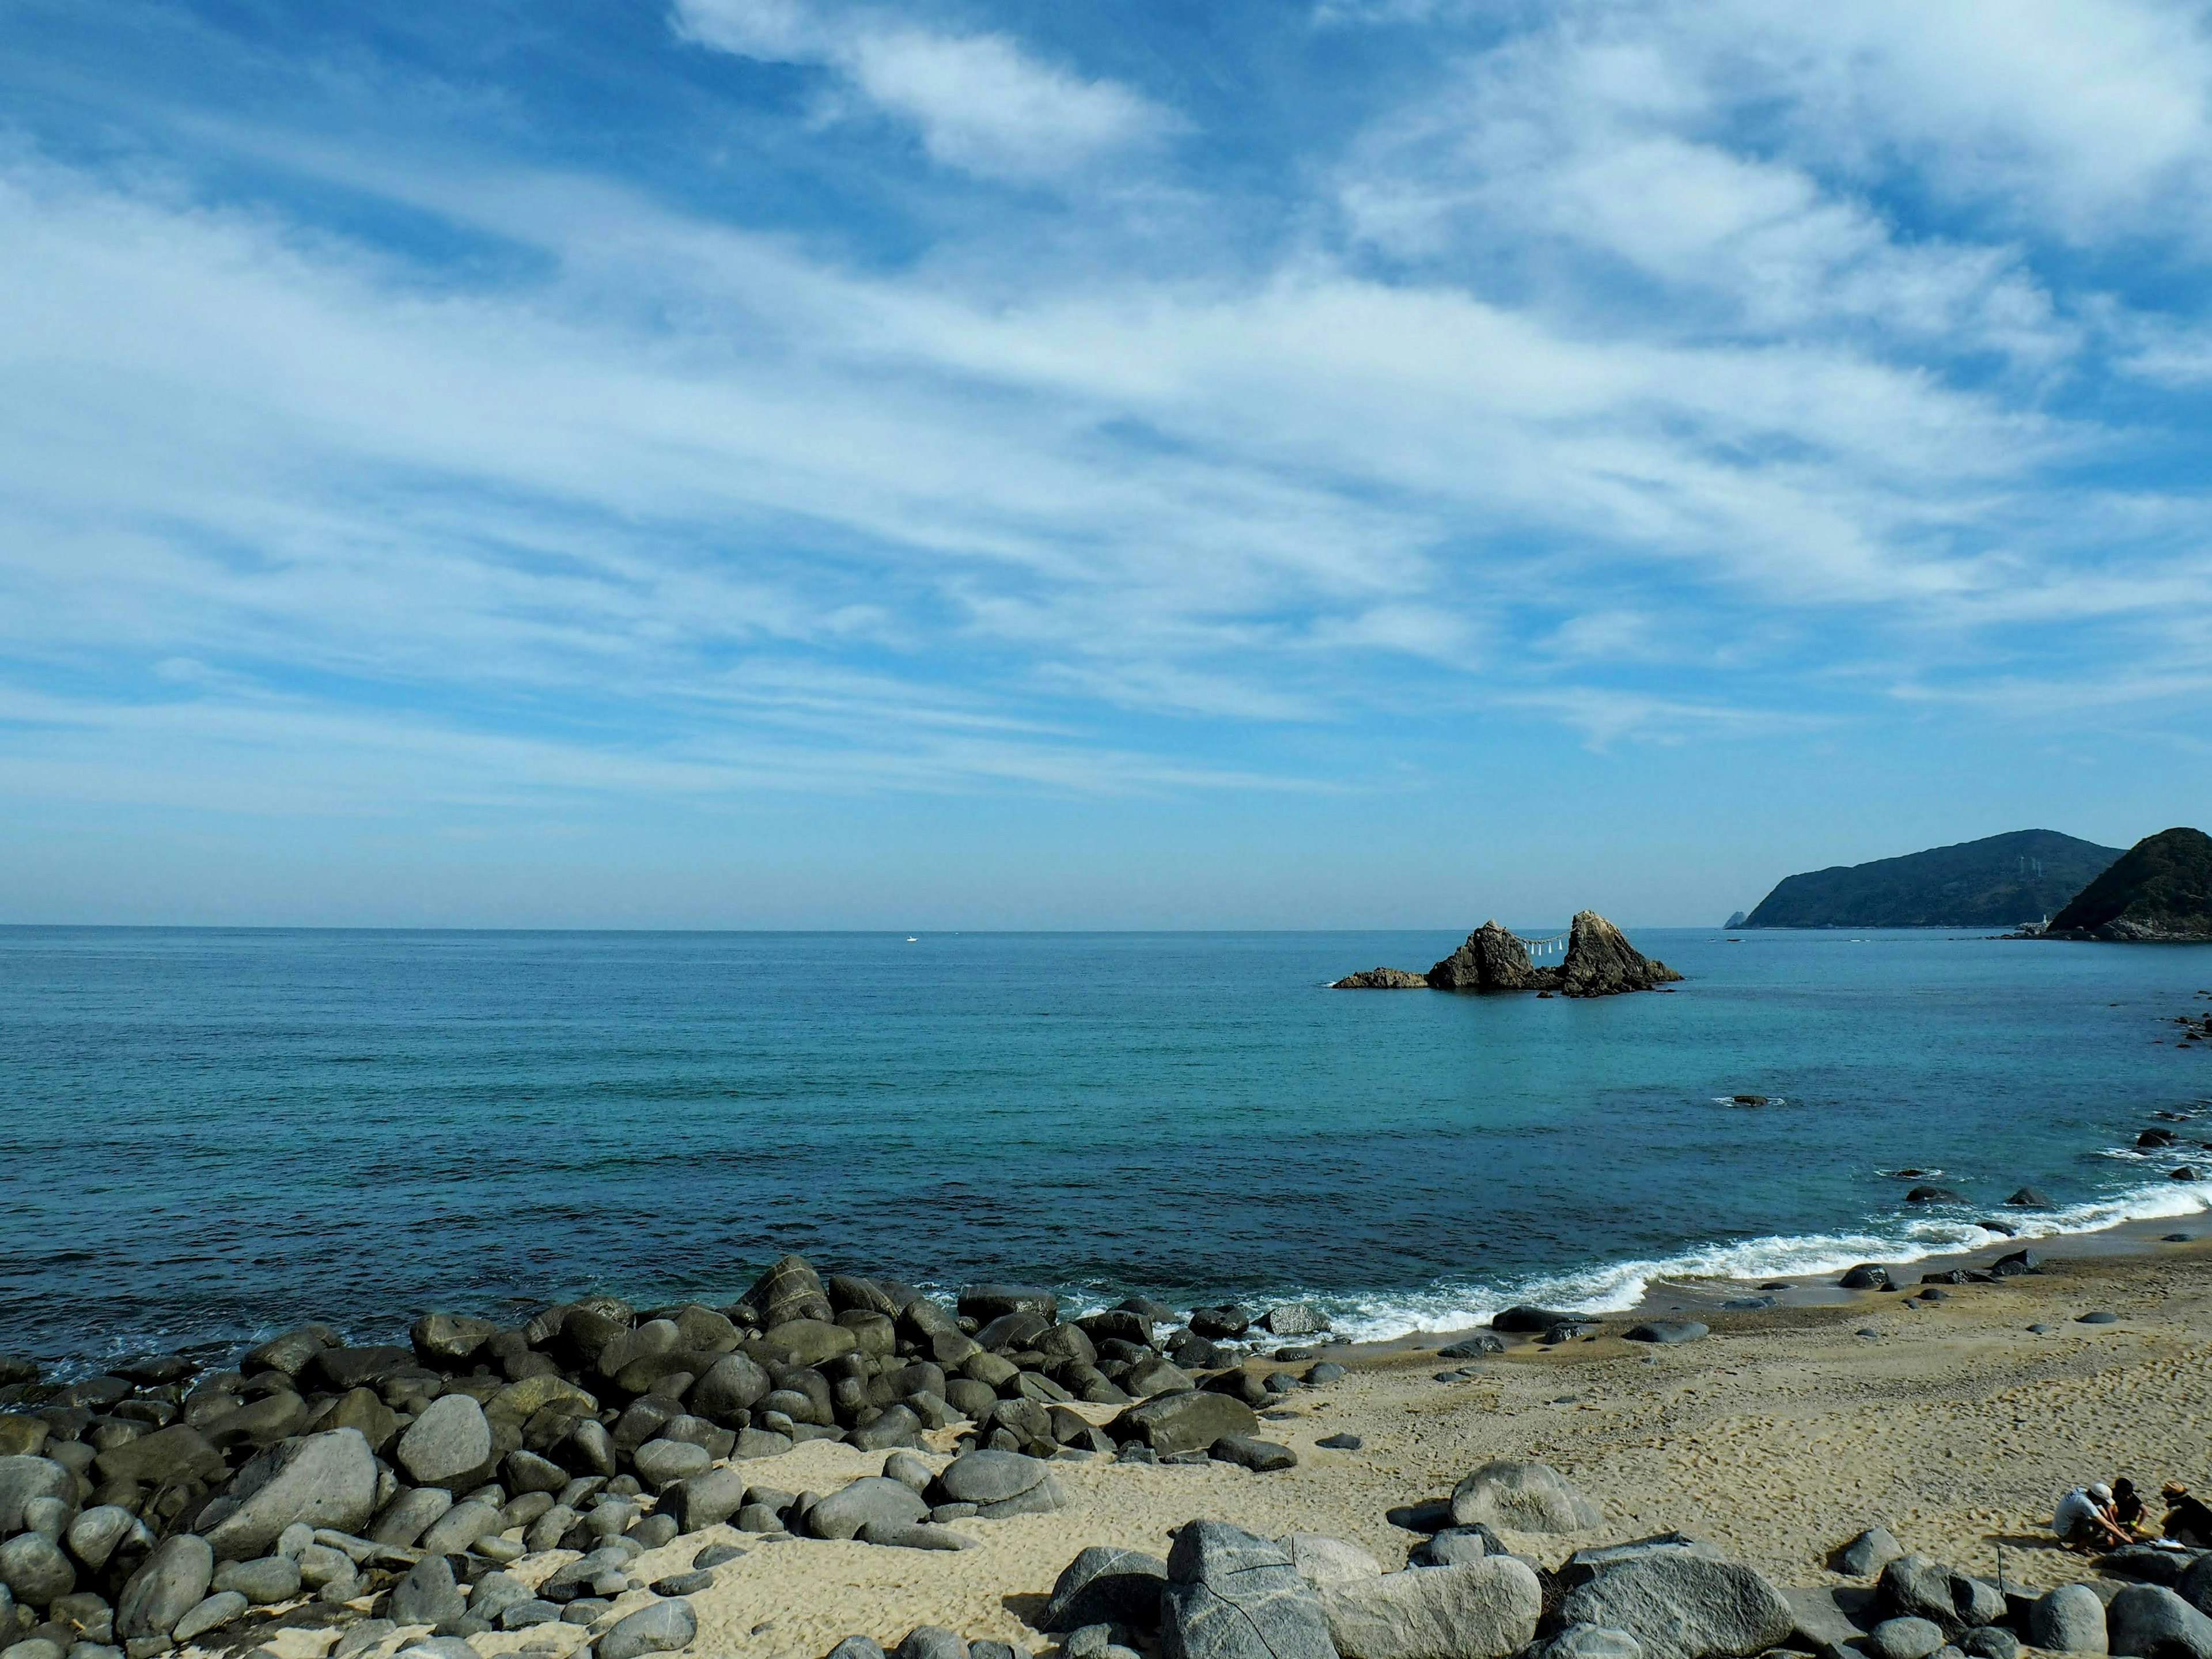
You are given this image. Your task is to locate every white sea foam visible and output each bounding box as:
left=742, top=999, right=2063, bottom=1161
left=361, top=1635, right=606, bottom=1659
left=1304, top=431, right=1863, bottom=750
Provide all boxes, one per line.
left=1307, top=1176, right=2212, bottom=1344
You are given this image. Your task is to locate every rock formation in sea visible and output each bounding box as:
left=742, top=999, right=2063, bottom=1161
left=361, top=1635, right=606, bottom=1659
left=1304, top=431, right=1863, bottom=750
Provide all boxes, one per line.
left=2044, top=827, right=2212, bottom=941
left=1331, top=912, right=1679, bottom=997
left=1558, top=910, right=1683, bottom=996
left=1428, top=920, right=1555, bottom=991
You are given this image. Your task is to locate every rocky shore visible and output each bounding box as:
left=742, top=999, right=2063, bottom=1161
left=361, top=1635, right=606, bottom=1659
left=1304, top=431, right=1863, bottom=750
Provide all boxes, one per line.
left=9, top=1233, right=2212, bottom=1659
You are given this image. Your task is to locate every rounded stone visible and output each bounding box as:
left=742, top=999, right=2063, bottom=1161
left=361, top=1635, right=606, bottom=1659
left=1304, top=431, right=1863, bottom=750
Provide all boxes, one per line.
left=0, top=1535, right=75, bottom=1607
left=396, top=1396, right=493, bottom=1488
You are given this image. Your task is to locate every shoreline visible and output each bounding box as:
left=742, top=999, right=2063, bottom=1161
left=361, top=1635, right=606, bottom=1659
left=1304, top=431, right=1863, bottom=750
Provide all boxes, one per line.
left=9, top=1225, right=2212, bottom=1659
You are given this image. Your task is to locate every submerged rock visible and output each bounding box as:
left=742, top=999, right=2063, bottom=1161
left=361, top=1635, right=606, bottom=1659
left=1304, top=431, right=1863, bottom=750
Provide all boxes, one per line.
left=1331, top=968, right=1430, bottom=990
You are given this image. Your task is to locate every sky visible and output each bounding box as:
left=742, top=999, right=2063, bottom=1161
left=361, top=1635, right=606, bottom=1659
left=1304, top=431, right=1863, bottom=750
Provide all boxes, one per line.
left=1, top=0, right=2209, bottom=929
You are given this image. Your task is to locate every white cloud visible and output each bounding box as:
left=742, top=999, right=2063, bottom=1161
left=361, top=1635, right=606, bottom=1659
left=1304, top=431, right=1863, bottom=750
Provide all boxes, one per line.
left=672, top=0, right=1170, bottom=179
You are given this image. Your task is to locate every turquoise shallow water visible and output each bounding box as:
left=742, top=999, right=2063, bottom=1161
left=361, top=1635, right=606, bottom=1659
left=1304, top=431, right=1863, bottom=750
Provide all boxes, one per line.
left=1, top=925, right=2209, bottom=1368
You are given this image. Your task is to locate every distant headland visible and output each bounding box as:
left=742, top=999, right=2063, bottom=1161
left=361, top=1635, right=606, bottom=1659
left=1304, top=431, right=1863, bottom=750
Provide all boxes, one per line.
left=1736, top=828, right=2123, bottom=929
left=1333, top=910, right=1681, bottom=998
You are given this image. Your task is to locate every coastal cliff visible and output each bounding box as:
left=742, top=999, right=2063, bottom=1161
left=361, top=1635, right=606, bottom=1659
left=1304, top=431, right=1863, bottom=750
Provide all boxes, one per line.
left=1334, top=910, right=1680, bottom=998
left=2044, top=827, right=2212, bottom=941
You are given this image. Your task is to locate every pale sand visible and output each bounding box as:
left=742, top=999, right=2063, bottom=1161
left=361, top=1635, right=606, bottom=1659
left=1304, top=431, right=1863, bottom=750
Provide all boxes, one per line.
left=293, top=1233, right=2212, bottom=1659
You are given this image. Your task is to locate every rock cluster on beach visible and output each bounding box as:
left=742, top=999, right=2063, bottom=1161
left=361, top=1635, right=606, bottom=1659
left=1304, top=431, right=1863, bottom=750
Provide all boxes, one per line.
left=1334, top=912, right=1681, bottom=999
left=0, top=1258, right=1336, bottom=1659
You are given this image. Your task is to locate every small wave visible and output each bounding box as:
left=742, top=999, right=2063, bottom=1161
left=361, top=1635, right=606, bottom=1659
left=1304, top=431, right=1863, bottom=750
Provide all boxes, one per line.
left=1296, top=1175, right=2212, bottom=1344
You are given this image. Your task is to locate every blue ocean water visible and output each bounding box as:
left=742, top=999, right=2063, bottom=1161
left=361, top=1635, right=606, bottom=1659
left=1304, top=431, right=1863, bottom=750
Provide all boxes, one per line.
left=1, top=926, right=2209, bottom=1369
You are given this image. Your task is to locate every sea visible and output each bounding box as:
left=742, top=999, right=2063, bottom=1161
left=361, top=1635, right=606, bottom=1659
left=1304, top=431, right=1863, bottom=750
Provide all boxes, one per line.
left=2, top=925, right=2209, bottom=1372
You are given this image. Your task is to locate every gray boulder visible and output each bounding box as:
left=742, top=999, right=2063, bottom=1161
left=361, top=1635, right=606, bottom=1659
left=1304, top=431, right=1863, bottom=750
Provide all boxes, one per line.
left=1162, top=1522, right=1334, bottom=1659
left=1952, top=1575, right=2006, bottom=1628
left=829, top=1641, right=889, bottom=1659
left=809, top=1478, right=929, bottom=1541
left=116, top=1535, right=214, bottom=1640
left=1869, top=1618, right=1947, bottom=1659
left=1450, top=1461, right=1603, bottom=1533
left=203, top=1429, right=378, bottom=1560
left=396, top=1396, right=491, bottom=1488
left=1319, top=1557, right=1540, bottom=1659
left=664, top=1467, right=748, bottom=1533
left=213, top=1555, right=301, bottom=1605
left=63, top=1507, right=146, bottom=1574
left=389, top=1555, right=468, bottom=1627
left=1838, top=1528, right=1904, bottom=1577
left=172, top=1589, right=247, bottom=1642
left=898, top=1628, right=968, bottom=1659
left=1556, top=1554, right=1794, bottom=1659
left=934, top=1452, right=1065, bottom=1518
left=370, top=1487, right=453, bottom=1548
left=632, top=1439, right=712, bottom=1490
left=599, top=1598, right=698, bottom=1659
left=0, top=1460, right=73, bottom=1537
left=0, top=1535, right=73, bottom=1607
left=1623, top=1323, right=1706, bottom=1345
left=417, top=1498, right=501, bottom=1555
left=1560, top=1536, right=1716, bottom=1588
left=1963, top=1630, right=2018, bottom=1659
left=2109, top=1585, right=2212, bottom=1659
left=1281, top=1536, right=1382, bottom=1587
left=1042, top=1546, right=1170, bottom=1631
left=1878, top=1556, right=1963, bottom=1638
left=1537, top=1628, right=1644, bottom=1659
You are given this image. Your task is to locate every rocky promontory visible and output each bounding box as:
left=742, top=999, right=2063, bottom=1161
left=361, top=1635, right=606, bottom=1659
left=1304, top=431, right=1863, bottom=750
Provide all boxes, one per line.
left=1334, top=912, right=1680, bottom=999
left=2044, top=826, right=2212, bottom=941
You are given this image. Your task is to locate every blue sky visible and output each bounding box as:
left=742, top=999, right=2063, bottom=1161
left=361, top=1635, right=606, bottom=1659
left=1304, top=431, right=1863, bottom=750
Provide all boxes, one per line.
left=2, top=0, right=2209, bottom=927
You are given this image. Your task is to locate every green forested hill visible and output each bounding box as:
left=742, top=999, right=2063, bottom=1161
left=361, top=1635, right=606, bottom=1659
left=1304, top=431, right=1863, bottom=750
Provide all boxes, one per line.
left=1743, top=830, right=2123, bottom=928
left=2047, top=827, right=2212, bottom=940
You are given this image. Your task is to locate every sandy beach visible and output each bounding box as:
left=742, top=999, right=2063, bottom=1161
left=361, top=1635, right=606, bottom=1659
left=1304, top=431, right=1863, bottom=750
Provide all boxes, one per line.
left=249, top=1225, right=2212, bottom=1659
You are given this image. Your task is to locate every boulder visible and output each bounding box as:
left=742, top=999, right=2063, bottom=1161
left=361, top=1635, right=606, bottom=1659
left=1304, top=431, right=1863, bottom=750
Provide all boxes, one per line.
left=65, top=1506, right=147, bottom=1573
left=1212, top=1438, right=1297, bottom=1473
left=1952, top=1575, right=2006, bottom=1628
left=369, top=1487, right=452, bottom=1549
left=1878, top=1556, right=1963, bottom=1637
left=1560, top=1536, right=1716, bottom=1588
left=664, top=1467, right=748, bottom=1533
left=2029, top=1586, right=2108, bottom=1654
left=1838, top=1528, right=1904, bottom=1578
left=1162, top=1522, right=1334, bottom=1659
left=2007, top=1188, right=2052, bottom=1208
left=1624, top=1323, right=1706, bottom=1345
left=599, top=1597, right=698, bottom=1659
left=89, top=1426, right=224, bottom=1490
left=633, top=1439, right=713, bottom=1490
left=116, top=1535, right=214, bottom=1640
left=1869, top=1619, right=1948, bottom=1659
left=690, top=1353, right=772, bottom=1424
left=1319, top=1557, right=1541, bottom=1659
left=0, top=1460, right=74, bottom=1536
left=1537, top=1628, right=1644, bottom=1659
left=1112, top=1392, right=1260, bottom=1457
left=741, top=1255, right=834, bottom=1327
left=410, top=1315, right=499, bottom=1366
left=173, top=1588, right=248, bottom=1642
left=418, top=1498, right=502, bottom=1555
left=1041, top=1546, right=1169, bottom=1631
left=1450, top=1461, right=1603, bottom=1533
left=934, top=1452, right=1065, bottom=1518
left=1280, top=1536, right=1381, bottom=1588
left=1840, top=1266, right=1891, bottom=1291
left=1558, top=911, right=1683, bottom=997
left=389, top=1554, right=468, bottom=1627
left=1428, top=922, right=1551, bottom=992
left=1556, top=1554, right=1795, bottom=1659
left=0, top=1535, right=74, bottom=1607
left=959, top=1287, right=1060, bottom=1323
left=809, top=1478, right=929, bottom=1541
left=1964, top=1630, right=2019, bottom=1659
left=396, top=1395, right=492, bottom=1488
left=202, top=1429, right=378, bottom=1560
left=898, top=1628, right=968, bottom=1659
left=214, top=1554, right=302, bottom=1605
left=2108, top=1585, right=2212, bottom=1659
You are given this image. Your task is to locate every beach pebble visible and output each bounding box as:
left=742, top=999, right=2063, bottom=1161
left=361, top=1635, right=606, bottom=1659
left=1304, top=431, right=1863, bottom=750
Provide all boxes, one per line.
left=1856, top=1329, right=1879, bottom=1339
left=2028, top=1324, right=2051, bottom=1335
left=2077, top=1311, right=2120, bottom=1325
left=2028, top=1585, right=2108, bottom=1653
left=1869, top=1620, right=1948, bottom=1659
left=1315, top=1434, right=1362, bottom=1451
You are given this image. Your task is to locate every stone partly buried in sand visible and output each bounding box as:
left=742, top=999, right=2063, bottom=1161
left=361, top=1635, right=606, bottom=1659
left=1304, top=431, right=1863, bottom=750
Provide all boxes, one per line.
left=1333, top=912, right=1683, bottom=999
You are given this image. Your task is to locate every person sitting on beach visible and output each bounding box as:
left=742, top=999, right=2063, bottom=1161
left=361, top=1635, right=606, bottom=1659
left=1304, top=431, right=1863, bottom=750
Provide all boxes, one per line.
left=2162, top=1483, right=2212, bottom=1547
left=2112, top=1478, right=2152, bottom=1539
left=2054, top=1483, right=2131, bottom=1551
